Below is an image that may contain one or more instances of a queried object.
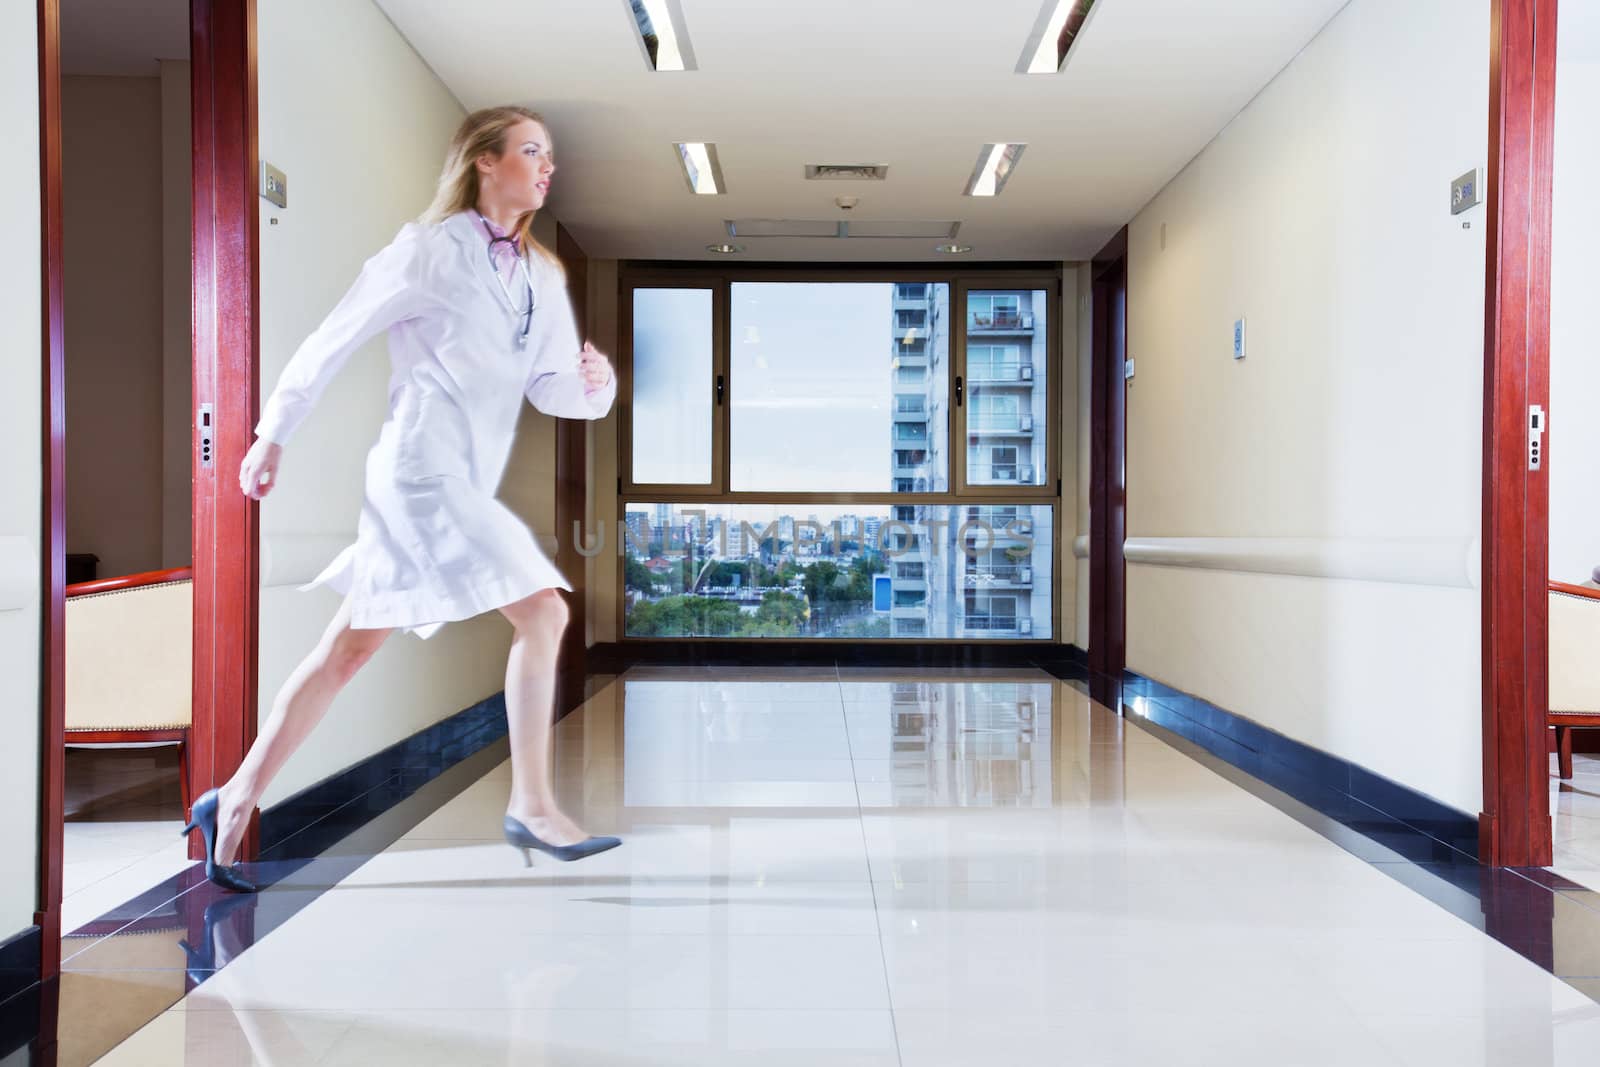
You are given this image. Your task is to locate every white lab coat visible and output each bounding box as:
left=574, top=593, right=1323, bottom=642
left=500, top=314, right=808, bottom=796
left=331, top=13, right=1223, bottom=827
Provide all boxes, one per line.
left=256, top=210, right=616, bottom=638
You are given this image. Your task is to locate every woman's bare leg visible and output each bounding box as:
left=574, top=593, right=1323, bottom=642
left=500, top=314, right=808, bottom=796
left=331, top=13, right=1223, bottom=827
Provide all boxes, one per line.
left=212, top=598, right=393, bottom=865
left=499, top=589, right=590, bottom=845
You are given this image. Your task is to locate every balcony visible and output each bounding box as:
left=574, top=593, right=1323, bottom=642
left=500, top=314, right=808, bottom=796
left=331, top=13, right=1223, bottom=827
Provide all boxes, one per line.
left=981, top=463, right=1036, bottom=482
left=967, top=361, right=1034, bottom=383
left=970, top=415, right=1036, bottom=434
left=894, top=400, right=928, bottom=421
left=965, top=565, right=1033, bottom=588
left=962, top=613, right=1020, bottom=632
left=967, top=311, right=1034, bottom=334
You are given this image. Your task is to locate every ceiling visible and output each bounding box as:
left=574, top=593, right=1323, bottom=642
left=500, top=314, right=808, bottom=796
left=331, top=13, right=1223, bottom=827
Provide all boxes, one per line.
left=60, top=0, right=187, bottom=76
left=375, top=0, right=1352, bottom=262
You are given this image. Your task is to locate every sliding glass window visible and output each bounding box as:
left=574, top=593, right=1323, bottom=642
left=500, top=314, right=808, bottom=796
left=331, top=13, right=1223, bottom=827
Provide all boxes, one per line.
left=620, top=270, right=1058, bottom=642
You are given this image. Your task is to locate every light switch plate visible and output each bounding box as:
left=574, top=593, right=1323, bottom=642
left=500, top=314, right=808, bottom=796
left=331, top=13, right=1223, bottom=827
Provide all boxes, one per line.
left=260, top=161, right=287, bottom=209
left=1233, top=317, right=1246, bottom=360
left=1451, top=168, right=1481, bottom=215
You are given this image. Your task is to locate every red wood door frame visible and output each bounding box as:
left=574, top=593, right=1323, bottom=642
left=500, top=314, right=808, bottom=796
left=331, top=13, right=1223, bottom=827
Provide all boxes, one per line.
left=34, top=0, right=260, bottom=977
left=1480, top=0, right=1557, bottom=868
left=188, top=0, right=260, bottom=860
left=1088, top=228, right=1128, bottom=682
left=35, top=0, right=66, bottom=980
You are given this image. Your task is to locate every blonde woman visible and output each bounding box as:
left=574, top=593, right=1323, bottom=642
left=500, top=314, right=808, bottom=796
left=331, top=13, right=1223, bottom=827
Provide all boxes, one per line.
left=182, top=107, right=619, bottom=892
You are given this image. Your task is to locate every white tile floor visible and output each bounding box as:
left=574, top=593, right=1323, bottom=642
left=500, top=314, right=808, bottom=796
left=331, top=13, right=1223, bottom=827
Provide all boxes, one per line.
left=62, top=747, right=191, bottom=935
left=97, top=669, right=1600, bottom=1065
left=1551, top=751, right=1600, bottom=892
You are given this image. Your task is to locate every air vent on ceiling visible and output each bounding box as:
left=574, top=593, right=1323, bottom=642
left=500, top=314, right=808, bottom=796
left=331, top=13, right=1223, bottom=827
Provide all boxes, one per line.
left=726, top=219, right=961, bottom=241
left=805, top=164, right=889, bottom=181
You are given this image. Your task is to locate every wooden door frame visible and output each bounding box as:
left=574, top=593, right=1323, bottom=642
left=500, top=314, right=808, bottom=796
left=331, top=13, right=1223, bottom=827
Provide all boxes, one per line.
left=1087, top=228, right=1127, bottom=682
left=34, top=0, right=259, bottom=979
left=1480, top=0, right=1556, bottom=868
left=188, top=0, right=260, bottom=862
left=35, top=0, right=66, bottom=981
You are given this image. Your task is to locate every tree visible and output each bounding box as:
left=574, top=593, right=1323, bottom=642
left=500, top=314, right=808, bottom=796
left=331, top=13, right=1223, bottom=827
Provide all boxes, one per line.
left=624, top=555, right=658, bottom=594
left=627, top=595, right=742, bottom=637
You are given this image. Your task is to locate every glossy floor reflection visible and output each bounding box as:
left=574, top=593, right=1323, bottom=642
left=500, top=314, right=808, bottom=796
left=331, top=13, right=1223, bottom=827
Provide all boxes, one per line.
left=96, top=668, right=1600, bottom=1066
left=63, top=748, right=191, bottom=937
left=1552, top=752, right=1600, bottom=893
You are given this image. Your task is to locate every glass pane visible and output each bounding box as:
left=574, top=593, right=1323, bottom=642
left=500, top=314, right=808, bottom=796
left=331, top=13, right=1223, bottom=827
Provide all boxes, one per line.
left=622, top=502, right=1052, bottom=639
left=632, top=288, right=712, bottom=484
left=730, top=282, right=949, bottom=493
left=965, top=288, right=1047, bottom=487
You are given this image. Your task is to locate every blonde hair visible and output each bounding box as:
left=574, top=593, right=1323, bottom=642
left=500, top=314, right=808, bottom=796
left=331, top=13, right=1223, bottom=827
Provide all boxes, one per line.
left=423, top=105, right=561, bottom=272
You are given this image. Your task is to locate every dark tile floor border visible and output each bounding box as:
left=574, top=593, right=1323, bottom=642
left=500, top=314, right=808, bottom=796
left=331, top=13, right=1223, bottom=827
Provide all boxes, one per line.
left=0, top=926, right=39, bottom=1013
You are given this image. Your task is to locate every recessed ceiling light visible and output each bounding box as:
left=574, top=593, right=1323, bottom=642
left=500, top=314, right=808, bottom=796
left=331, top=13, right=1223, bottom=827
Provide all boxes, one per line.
left=935, top=244, right=973, bottom=255
left=963, top=143, right=1026, bottom=197
left=1018, top=0, right=1099, bottom=74
left=676, top=142, right=726, bottom=195
left=707, top=243, right=743, bottom=254
left=629, top=0, right=697, bottom=72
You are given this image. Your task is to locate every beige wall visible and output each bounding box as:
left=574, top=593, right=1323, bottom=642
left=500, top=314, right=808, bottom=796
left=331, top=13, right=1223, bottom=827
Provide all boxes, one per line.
left=255, top=0, right=511, bottom=807
left=0, top=1, right=42, bottom=936
left=1121, top=0, right=1488, bottom=814
left=1550, top=53, right=1600, bottom=585
left=160, top=60, right=191, bottom=569
left=63, top=76, right=165, bottom=580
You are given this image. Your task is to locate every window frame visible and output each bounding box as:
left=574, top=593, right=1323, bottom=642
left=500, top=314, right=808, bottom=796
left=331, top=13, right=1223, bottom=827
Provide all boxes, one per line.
left=616, top=263, right=1062, bottom=644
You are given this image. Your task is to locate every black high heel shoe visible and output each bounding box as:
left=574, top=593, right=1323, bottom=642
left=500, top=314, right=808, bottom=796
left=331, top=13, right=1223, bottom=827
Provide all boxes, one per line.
left=181, top=788, right=259, bottom=893
left=503, top=815, right=621, bottom=866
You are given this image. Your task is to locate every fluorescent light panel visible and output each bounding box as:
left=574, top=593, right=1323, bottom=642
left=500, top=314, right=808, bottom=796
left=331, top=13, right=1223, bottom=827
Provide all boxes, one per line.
left=629, top=0, right=696, bottom=72
left=964, top=143, right=1026, bottom=197
left=1018, top=0, right=1098, bottom=75
left=676, top=142, right=725, bottom=195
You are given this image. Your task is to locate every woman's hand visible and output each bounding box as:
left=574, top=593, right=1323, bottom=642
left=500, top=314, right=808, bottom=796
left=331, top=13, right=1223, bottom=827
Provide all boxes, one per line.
left=579, top=341, right=613, bottom=392
left=239, top=438, right=283, bottom=500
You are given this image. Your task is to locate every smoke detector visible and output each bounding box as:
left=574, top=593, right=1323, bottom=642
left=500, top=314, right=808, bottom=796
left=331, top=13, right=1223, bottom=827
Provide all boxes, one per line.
left=835, top=196, right=860, bottom=210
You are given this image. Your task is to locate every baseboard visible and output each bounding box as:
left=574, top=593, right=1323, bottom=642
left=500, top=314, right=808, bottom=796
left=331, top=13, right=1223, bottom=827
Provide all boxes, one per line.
left=0, top=925, right=39, bottom=1007
left=1120, top=669, right=1479, bottom=859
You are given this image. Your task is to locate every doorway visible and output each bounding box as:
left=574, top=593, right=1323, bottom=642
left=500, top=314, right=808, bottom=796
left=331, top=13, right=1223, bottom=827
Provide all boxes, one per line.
left=36, top=0, right=259, bottom=979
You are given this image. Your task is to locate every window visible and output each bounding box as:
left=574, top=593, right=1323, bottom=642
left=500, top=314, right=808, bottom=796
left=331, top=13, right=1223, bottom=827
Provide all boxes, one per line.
left=622, top=272, right=1056, bottom=642
left=730, top=283, right=949, bottom=493
left=964, top=289, right=1047, bottom=487
left=968, top=294, right=1022, bottom=330
left=990, top=445, right=1019, bottom=481
left=968, top=344, right=1023, bottom=381
left=621, top=503, right=1053, bottom=639
left=631, top=288, right=715, bottom=485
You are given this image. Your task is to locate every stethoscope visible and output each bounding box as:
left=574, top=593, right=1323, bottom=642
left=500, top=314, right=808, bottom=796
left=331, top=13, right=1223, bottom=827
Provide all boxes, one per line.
left=476, top=213, right=536, bottom=349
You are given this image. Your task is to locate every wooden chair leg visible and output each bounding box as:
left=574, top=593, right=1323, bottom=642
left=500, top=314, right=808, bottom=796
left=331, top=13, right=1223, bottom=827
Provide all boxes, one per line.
left=1558, top=725, right=1574, bottom=780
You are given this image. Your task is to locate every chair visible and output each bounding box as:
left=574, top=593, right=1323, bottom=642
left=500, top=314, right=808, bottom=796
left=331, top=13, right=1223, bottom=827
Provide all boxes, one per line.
left=1549, top=579, right=1600, bottom=779
left=65, top=571, right=193, bottom=809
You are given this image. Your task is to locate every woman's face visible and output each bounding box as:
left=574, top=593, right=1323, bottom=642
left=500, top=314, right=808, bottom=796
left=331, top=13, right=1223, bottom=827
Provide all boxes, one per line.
left=481, top=118, right=555, bottom=213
